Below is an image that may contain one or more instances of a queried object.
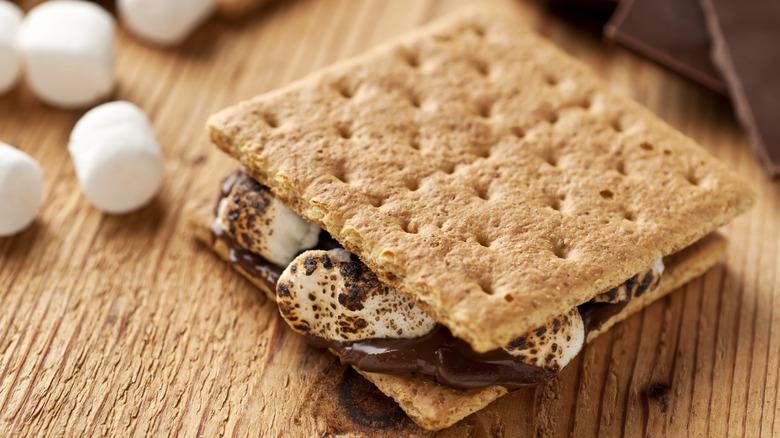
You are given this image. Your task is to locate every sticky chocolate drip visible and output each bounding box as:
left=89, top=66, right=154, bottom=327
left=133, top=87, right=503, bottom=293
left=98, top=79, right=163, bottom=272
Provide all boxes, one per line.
left=210, top=222, right=284, bottom=293
left=578, top=301, right=629, bottom=333
left=323, top=299, right=630, bottom=389
left=315, top=232, right=343, bottom=252
left=308, top=324, right=551, bottom=390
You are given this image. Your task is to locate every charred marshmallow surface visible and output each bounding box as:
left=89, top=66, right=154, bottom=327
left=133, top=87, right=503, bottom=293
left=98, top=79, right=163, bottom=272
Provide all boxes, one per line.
left=216, top=172, right=321, bottom=267
left=211, top=172, right=666, bottom=389
left=502, top=308, right=584, bottom=373
left=277, top=248, right=590, bottom=374
left=592, top=258, right=664, bottom=303
left=277, top=249, right=436, bottom=341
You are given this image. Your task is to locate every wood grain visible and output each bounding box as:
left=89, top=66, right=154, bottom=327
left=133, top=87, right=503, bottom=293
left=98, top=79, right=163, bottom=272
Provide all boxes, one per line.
left=1, top=0, right=777, bottom=436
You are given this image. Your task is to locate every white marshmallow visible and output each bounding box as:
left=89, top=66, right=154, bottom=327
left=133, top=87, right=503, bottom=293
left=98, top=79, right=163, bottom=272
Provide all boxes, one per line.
left=118, top=0, right=218, bottom=47
left=216, top=173, right=321, bottom=267
left=503, top=308, right=585, bottom=373
left=68, top=101, right=163, bottom=214
left=0, top=1, right=22, bottom=95
left=18, top=1, right=115, bottom=109
left=0, top=142, right=43, bottom=237
left=654, top=257, right=665, bottom=275
left=277, top=249, right=437, bottom=342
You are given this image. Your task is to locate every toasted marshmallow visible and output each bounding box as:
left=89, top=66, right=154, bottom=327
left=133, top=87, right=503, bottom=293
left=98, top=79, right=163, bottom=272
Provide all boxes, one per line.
left=118, top=0, right=217, bottom=47
left=0, top=142, right=43, bottom=237
left=592, top=258, right=664, bottom=304
left=0, top=1, right=22, bottom=95
left=503, top=308, right=585, bottom=373
left=216, top=173, right=321, bottom=267
left=277, top=249, right=437, bottom=342
left=69, top=101, right=163, bottom=214
left=18, top=1, right=115, bottom=108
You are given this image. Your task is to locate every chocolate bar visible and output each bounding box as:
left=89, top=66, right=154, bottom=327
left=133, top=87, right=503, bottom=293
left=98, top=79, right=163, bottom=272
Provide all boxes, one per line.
left=605, top=0, right=726, bottom=94
left=700, top=0, right=780, bottom=178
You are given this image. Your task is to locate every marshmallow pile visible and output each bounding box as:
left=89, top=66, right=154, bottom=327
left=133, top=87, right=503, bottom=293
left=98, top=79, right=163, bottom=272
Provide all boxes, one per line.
left=69, top=101, right=164, bottom=214
left=2, top=100, right=164, bottom=235
left=0, top=142, right=43, bottom=237
left=1, top=0, right=220, bottom=104
left=216, top=172, right=322, bottom=267
left=15, top=1, right=116, bottom=108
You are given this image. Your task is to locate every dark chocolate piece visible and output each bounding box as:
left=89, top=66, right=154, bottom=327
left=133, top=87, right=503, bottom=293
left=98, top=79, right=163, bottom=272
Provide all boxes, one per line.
left=699, top=0, right=780, bottom=178
left=605, top=0, right=726, bottom=94
left=544, top=0, right=618, bottom=37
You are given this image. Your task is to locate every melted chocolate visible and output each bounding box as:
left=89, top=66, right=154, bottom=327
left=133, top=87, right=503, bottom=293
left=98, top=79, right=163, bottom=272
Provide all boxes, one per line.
left=579, top=301, right=629, bottom=333
left=210, top=221, right=284, bottom=293
left=308, top=325, right=550, bottom=390
left=210, top=171, right=643, bottom=390
left=316, top=301, right=631, bottom=389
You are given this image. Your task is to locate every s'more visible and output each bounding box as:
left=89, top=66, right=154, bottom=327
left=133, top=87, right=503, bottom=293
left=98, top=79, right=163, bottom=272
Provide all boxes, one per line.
left=187, top=6, right=755, bottom=431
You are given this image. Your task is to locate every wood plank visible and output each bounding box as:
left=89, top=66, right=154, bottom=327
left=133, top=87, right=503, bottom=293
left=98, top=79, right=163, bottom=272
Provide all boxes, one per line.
left=0, top=0, right=777, bottom=436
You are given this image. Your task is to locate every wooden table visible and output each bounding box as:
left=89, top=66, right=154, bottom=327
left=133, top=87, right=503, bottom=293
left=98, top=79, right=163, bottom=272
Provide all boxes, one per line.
left=1, top=0, right=778, bottom=436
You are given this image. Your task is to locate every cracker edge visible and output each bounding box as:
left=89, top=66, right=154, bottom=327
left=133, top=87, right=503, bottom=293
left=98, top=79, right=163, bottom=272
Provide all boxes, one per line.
left=185, top=192, right=729, bottom=431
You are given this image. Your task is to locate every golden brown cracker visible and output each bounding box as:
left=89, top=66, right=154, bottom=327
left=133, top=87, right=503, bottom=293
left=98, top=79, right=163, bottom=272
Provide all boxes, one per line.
left=206, top=6, right=754, bottom=353
left=356, top=371, right=508, bottom=432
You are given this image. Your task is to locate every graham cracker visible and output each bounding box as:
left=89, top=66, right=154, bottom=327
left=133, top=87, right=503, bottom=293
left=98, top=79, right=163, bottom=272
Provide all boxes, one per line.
left=206, top=6, right=754, bottom=353
left=186, top=188, right=728, bottom=431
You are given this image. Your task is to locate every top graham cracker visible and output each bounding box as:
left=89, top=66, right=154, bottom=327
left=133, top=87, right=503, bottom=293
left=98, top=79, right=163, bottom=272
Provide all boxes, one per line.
left=207, top=7, right=755, bottom=352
